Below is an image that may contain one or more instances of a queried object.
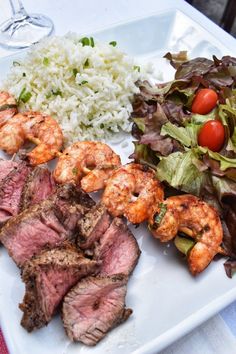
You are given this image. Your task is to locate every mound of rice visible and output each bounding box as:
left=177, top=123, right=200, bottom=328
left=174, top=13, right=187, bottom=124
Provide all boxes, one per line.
left=3, top=33, right=152, bottom=143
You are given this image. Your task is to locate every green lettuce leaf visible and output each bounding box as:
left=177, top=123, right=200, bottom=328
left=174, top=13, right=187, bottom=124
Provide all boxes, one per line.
left=133, top=118, right=145, bottom=133
left=185, top=124, right=201, bottom=146
left=132, top=142, right=159, bottom=169
left=218, top=102, right=236, bottom=153
left=231, top=127, right=236, bottom=146
left=197, top=147, right=236, bottom=171
left=160, top=122, right=200, bottom=147
left=227, top=89, right=236, bottom=109
left=190, top=110, right=217, bottom=125
left=212, top=175, right=236, bottom=201
left=156, top=150, right=208, bottom=196
left=160, top=122, right=191, bottom=147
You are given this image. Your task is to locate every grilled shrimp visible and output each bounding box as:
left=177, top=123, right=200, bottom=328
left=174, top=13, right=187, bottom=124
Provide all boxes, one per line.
left=0, top=91, right=17, bottom=128
left=53, top=141, right=121, bottom=192
left=102, top=163, right=164, bottom=224
left=0, top=111, right=63, bottom=165
left=148, top=194, right=223, bottom=275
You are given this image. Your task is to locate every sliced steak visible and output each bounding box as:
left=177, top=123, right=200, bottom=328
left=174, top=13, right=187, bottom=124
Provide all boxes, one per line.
left=0, top=161, right=32, bottom=226
left=0, top=159, right=18, bottom=182
left=62, top=274, right=132, bottom=345
left=94, top=218, right=141, bottom=276
left=20, top=243, right=99, bottom=332
left=0, top=184, right=95, bottom=266
left=20, top=167, right=56, bottom=211
left=77, top=203, right=111, bottom=250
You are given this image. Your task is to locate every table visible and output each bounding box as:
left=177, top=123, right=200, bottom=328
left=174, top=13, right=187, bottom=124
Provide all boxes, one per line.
left=0, top=0, right=236, bottom=353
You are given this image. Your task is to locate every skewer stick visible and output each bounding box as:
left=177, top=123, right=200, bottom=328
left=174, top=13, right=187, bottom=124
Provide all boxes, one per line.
left=218, top=246, right=228, bottom=256
left=11, top=153, right=17, bottom=161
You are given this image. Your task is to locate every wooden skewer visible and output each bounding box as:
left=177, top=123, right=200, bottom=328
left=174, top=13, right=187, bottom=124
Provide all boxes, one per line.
left=11, top=153, right=17, bottom=161
left=218, top=246, right=228, bottom=256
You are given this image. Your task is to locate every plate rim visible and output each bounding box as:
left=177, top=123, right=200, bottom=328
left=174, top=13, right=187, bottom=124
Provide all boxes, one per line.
left=1, top=5, right=236, bottom=62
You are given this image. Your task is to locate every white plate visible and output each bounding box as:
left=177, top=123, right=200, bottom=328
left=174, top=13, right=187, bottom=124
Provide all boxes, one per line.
left=0, top=8, right=236, bottom=354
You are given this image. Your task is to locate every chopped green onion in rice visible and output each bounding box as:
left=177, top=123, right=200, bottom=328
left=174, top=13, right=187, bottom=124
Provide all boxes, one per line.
left=2, top=33, right=158, bottom=144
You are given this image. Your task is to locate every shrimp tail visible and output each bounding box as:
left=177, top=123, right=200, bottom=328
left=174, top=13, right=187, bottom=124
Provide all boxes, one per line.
left=188, top=243, right=214, bottom=275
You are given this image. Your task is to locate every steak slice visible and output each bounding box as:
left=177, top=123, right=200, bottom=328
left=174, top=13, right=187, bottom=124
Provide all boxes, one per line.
left=77, top=203, right=111, bottom=250
left=95, top=218, right=141, bottom=276
left=0, top=161, right=32, bottom=225
left=0, top=159, right=18, bottom=182
left=0, top=184, right=95, bottom=266
left=20, top=166, right=56, bottom=211
left=20, top=243, right=99, bottom=332
left=62, top=274, right=132, bottom=345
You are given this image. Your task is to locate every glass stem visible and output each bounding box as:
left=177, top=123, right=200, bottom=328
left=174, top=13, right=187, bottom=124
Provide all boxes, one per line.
left=9, top=0, right=28, bottom=16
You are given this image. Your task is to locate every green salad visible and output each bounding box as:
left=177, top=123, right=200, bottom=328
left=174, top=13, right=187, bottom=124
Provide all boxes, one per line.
left=132, top=53, right=236, bottom=276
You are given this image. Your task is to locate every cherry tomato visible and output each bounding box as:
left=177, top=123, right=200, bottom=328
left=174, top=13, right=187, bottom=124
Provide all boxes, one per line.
left=191, top=88, right=218, bottom=115
left=198, top=120, right=225, bottom=152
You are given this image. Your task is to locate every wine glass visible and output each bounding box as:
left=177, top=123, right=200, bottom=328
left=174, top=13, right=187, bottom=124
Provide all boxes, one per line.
left=0, top=0, right=54, bottom=49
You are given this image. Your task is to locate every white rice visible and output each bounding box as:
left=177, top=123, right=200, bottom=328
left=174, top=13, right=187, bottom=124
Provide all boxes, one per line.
left=3, top=33, right=154, bottom=143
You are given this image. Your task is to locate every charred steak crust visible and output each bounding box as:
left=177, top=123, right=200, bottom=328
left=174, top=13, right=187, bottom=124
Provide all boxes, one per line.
left=19, top=167, right=56, bottom=211
left=0, top=184, right=95, bottom=266
left=0, top=161, right=32, bottom=225
left=0, top=159, right=18, bottom=182
left=20, top=243, right=99, bottom=332
left=77, top=203, right=112, bottom=249
left=94, top=217, right=141, bottom=276
left=62, top=274, right=132, bottom=346
left=56, top=184, right=95, bottom=209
